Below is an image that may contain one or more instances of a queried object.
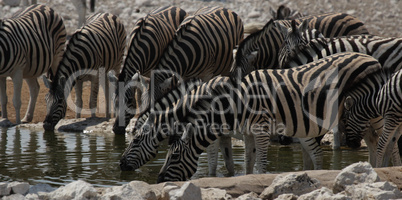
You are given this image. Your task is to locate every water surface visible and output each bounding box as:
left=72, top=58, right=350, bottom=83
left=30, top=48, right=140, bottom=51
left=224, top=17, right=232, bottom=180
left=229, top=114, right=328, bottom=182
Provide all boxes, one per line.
left=0, top=127, right=368, bottom=187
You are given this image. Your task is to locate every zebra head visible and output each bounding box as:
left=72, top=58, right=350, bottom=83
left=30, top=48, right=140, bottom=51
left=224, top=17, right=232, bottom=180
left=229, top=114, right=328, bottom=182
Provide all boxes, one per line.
left=277, top=19, right=324, bottom=68
left=43, top=75, right=68, bottom=131
left=343, top=96, right=363, bottom=149
left=120, top=112, right=160, bottom=171
left=112, top=71, right=150, bottom=134
left=157, top=123, right=197, bottom=183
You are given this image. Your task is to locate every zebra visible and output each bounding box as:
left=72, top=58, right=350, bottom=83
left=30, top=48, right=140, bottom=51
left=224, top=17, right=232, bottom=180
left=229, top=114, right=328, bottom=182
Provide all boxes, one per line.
left=42, top=12, right=126, bottom=131
left=157, top=52, right=384, bottom=182
left=230, top=12, right=369, bottom=82
left=343, top=69, right=402, bottom=167
left=108, top=6, right=188, bottom=135
left=140, top=6, right=244, bottom=109
left=120, top=76, right=247, bottom=176
left=276, top=27, right=402, bottom=161
left=270, top=4, right=304, bottom=20
left=0, top=4, right=66, bottom=125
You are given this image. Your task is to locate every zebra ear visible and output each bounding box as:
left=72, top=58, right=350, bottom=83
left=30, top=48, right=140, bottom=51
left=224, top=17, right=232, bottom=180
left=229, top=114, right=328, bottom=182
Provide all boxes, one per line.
left=298, top=19, right=309, bottom=33
left=181, top=123, right=194, bottom=142
left=246, top=51, right=258, bottom=64
left=344, top=96, right=354, bottom=111
left=42, top=75, right=52, bottom=89
left=107, top=71, right=118, bottom=85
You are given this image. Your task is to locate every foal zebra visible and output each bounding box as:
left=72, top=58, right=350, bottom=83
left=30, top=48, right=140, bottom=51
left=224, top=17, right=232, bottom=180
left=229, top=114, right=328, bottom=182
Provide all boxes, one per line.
left=157, top=52, right=383, bottom=182
left=343, top=69, right=402, bottom=167
left=43, top=12, right=126, bottom=131
left=0, top=4, right=66, bottom=124
left=109, top=6, right=187, bottom=134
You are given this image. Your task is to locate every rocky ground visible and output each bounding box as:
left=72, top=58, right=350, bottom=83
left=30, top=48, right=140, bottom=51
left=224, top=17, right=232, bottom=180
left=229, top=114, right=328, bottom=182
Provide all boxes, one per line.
left=1, top=0, right=402, bottom=199
left=1, top=162, right=401, bottom=199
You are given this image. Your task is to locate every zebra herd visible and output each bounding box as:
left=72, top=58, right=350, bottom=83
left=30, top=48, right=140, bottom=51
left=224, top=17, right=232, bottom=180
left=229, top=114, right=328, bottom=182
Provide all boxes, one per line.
left=0, top=4, right=401, bottom=183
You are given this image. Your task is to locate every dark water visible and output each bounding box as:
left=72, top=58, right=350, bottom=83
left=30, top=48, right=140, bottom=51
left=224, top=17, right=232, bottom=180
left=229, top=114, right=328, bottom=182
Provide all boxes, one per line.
left=0, top=127, right=368, bottom=187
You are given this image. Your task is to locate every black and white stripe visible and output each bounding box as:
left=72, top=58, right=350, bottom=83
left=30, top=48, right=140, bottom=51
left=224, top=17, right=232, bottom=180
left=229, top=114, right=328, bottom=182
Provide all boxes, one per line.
left=157, top=52, right=383, bottom=182
left=109, top=6, right=188, bottom=134
left=42, top=12, right=126, bottom=131
left=0, top=4, right=66, bottom=124
left=231, top=12, right=369, bottom=81
left=344, top=69, right=402, bottom=167
left=147, top=6, right=244, bottom=104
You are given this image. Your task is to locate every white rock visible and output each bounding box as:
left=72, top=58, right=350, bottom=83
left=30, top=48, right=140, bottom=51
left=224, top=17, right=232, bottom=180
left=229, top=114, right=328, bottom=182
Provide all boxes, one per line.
left=7, top=182, right=30, bottom=195
left=275, top=193, right=298, bottom=200
left=236, top=192, right=261, bottom=200
left=101, top=180, right=157, bottom=200
left=169, top=182, right=201, bottom=200
left=247, top=11, right=261, bottom=19
left=1, top=193, right=25, bottom=200
left=44, top=180, right=99, bottom=200
left=259, top=173, right=320, bottom=200
left=298, top=187, right=350, bottom=200
left=24, top=193, right=40, bottom=200
left=161, top=182, right=180, bottom=200
left=28, top=183, right=56, bottom=194
left=344, top=181, right=402, bottom=199
left=333, top=161, right=379, bottom=193
left=0, top=182, right=11, bottom=197
left=201, top=188, right=232, bottom=200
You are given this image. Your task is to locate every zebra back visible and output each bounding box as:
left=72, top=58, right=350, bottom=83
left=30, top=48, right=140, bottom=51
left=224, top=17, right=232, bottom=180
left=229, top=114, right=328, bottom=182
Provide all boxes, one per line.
left=279, top=34, right=402, bottom=77
left=158, top=52, right=384, bottom=182
left=231, top=12, right=369, bottom=81
left=0, top=4, right=66, bottom=78
left=151, top=6, right=244, bottom=102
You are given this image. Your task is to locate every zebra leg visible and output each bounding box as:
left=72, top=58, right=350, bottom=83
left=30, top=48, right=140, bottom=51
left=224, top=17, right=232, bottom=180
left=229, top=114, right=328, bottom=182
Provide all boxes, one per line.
left=301, top=145, right=314, bottom=170
left=376, top=117, right=401, bottom=167
left=11, top=70, right=23, bottom=124
left=0, top=77, right=8, bottom=120
left=332, top=126, right=341, bottom=150
left=102, top=71, right=111, bottom=119
left=243, top=133, right=256, bottom=174
left=219, top=134, right=234, bottom=176
left=206, top=139, right=219, bottom=176
left=391, top=136, right=401, bottom=166
left=362, top=127, right=378, bottom=166
left=21, top=78, right=40, bottom=123
left=89, top=75, right=99, bottom=118
left=254, top=132, right=270, bottom=174
left=298, top=137, right=323, bottom=170
left=75, top=79, right=83, bottom=118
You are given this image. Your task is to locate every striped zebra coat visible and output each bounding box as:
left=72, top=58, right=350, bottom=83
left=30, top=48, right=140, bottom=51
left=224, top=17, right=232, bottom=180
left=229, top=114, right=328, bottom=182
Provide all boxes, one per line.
left=108, top=6, right=187, bottom=134
left=142, top=6, right=243, bottom=108
left=157, top=52, right=383, bottom=182
left=231, top=12, right=369, bottom=81
left=344, top=69, right=402, bottom=167
left=120, top=77, right=247, bottom=175
left=0, top=4, right=66, bottom=124
left=43, top=12, right=126, bottom=131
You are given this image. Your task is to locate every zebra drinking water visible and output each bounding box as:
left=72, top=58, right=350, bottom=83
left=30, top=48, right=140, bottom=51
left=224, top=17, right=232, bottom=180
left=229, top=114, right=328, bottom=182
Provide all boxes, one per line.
left=108, top=6, right=188, bottom=135
left=43, top=12, right=126, bottom=131
left=157, top=52, right=384, bottom=182
left=0, top=4, right=66, bottom=125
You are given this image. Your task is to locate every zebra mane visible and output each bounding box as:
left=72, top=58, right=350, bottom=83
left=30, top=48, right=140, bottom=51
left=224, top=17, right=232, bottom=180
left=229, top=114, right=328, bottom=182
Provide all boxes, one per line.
left=132, top=78, right=204, bottom=133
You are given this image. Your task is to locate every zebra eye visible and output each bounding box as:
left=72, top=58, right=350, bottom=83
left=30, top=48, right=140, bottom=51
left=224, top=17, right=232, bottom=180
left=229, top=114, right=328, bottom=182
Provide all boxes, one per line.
left=171, top=152, right=180, bottom=159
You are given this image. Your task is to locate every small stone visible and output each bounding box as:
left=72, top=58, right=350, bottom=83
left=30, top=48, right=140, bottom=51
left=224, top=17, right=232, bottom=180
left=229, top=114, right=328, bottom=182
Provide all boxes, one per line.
left=8, top=181, right=30, bottom=195
left=333, top=162, right=379, bottom=193
left=0, top=182, right=11, bottom=197
left=236, top=192, right=261, bottom=200
left=1, top=193, right=25, bottom=200
left=201, top=188, right=232, bottom=200
left=169, top=182, right=201, bottom=200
